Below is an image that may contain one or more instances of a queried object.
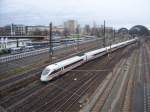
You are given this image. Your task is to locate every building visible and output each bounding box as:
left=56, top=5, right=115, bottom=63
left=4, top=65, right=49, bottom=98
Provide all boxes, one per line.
left=118, top=28, right=129, bottom=35
left=83, top=25, right=91, bottom=35
left=26, top=25, right=49, bottom=36
left=53, top=25, right=64, bottom=36
left=0, top=27, right=6, bottom=36
left=12, top=24, right=26, bottom=36
left=90, top=25, right=113, bottom=37
left=9, top=24, right=26, bottom=36
left=26, top=25, right=64, bottom=36
left=0, top=24, right=26, bottom=36
left=129, top=25, right=150, bottom=36
left=64, top=20, right=78, bottom=34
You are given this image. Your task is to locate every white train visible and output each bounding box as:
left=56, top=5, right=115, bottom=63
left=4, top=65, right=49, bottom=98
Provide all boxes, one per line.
left=40, top=38, right=137, bottom=82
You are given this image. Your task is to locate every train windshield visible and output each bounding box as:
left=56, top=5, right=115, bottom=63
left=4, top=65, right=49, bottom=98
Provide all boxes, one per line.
left=42, top=68, right=51, bottom=76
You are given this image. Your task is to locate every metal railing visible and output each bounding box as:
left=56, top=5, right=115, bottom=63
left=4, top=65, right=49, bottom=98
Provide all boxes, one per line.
left=0, top=48, right=49, bottom=63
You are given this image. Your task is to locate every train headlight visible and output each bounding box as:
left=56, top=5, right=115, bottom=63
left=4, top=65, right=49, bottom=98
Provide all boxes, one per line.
left=40, top=76, right=48, bottom=82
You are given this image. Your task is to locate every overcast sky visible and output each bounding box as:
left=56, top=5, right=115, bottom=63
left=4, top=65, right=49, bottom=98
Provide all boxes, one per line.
left=0, top=0, right=149, bottom=29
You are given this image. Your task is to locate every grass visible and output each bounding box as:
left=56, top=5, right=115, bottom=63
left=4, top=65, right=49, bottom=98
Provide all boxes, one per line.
left=0, top=59, right=49, bottom=80
left=0, top=50, right=10, bottom=56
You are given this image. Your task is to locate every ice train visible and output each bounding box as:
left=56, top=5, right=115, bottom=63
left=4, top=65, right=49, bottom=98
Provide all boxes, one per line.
left=40, top=38, right=137, bottom=82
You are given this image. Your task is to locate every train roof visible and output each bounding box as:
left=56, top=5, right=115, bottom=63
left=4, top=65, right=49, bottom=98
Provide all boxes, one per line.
left=45, top=56, right=82, bottom=70
left=84, top=38, right=137, bottom=56
left=84, top=48, right=106, bottom=56
left=111, top=38, right=137, bottom=48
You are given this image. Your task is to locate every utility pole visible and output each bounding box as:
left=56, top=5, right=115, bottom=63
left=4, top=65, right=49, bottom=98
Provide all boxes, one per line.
left=76, top=26, right=80, bottom=51
left=49, top=22, right=53, bottom=62
left=103, top=20, right=106, bottom=47
left=16, top=39, right=19, bottom=47
left=113, top=29, right=116, bottom=43
left=11, top=24, right=13, bottom=36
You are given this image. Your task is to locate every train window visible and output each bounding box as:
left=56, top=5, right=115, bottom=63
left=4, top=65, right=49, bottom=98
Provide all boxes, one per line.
left=64, top=59, right=83, bottom=69
left=42, top=69, right=50, bottom=76
left=94, top=51, right=105, bottom=56
left=51, top=68, right=61, bottom=74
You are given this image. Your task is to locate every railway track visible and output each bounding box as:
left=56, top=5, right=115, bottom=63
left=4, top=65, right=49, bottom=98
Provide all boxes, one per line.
left=37, top=73, right=99, bottom=112
left=77, top=56, right=127, bottom=112
left=88, top=44, right=136, bottom=112
left=7, top=72, right=94, bottom=112
left=0, top=41, right=103, bottom=84
left=31, top=47, right=129, bottom=112
left=0, top=38, right=102, bottom=77
left=0, top=42, right=137, bottom=112
left=120, top=47, right=139, bottom=112
left=143, top=41, right=150, bottom=112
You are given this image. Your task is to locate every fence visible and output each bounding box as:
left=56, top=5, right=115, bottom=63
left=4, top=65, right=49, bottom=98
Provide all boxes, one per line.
left=0, top=48, right=49, bottom=63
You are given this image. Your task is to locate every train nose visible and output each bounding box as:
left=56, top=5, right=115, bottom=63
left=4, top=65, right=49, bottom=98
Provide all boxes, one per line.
left=40, top=76, right=48, bottom=82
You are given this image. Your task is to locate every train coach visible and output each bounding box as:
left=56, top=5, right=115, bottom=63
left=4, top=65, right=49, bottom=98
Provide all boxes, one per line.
left=109, top=38, right=137, bottom=52
left=40, top=56, right=84, bottom=81
left=40, top=48, right=109, bottom=82
left=40, top=38, right=138, bottom=82
left=83, top=48, right=107, bottom=61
